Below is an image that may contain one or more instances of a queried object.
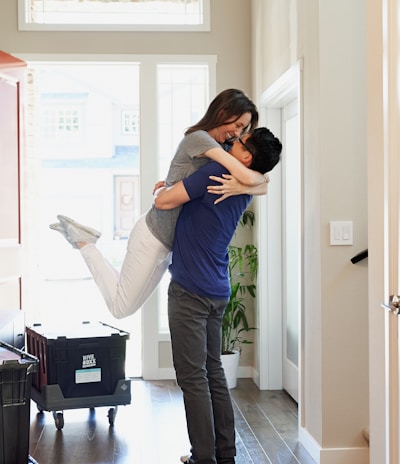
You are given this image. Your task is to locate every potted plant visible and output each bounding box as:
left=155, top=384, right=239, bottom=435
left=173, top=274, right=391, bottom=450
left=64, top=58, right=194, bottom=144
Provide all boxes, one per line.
left=221, top=210, right=258, bottom=388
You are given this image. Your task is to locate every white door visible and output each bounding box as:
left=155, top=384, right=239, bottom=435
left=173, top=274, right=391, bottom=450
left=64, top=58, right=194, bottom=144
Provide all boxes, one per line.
left=0, top=52, right=25, bottom=323
left=21, top=59, right=143, bottom=377
left=281, top=100, right=301, bottom=402
left=378, top=0, right=400, bottom=458
left=257, top=62, right=302, bottom=394
left=367, top=0, right=400, bottom=461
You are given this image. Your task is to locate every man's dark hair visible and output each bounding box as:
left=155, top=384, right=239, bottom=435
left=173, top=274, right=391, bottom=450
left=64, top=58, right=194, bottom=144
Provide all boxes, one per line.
left=185, top=89, right=259, bottom=136
left=247, top=127, right=282, bottom=173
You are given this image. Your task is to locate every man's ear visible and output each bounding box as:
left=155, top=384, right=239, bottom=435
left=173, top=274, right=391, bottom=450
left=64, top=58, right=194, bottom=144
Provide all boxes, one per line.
left=242, top=152, right=253, bottom=166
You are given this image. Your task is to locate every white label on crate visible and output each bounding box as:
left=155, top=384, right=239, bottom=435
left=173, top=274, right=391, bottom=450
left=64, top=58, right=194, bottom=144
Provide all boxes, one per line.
left=75, top=368, right=102, bottom=384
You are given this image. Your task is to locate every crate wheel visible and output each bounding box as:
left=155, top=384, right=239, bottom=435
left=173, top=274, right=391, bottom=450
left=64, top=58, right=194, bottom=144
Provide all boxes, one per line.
left=53, top=411, right=64, bottom=430
left=107, top=406, right=118, bottom=426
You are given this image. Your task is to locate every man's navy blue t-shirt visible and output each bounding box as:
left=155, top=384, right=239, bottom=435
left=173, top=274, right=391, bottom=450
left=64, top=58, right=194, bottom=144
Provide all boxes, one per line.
left=169, top=161, right=252, bottom=300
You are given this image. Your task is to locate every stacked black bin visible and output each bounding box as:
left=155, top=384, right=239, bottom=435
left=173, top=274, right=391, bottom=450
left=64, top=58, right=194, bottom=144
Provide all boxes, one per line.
left=0, top=340, right=38, bottom=464
left=26, top=321, right=131, bottom=429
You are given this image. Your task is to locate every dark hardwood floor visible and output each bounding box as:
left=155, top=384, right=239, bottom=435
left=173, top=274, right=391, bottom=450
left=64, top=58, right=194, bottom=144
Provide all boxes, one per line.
left=28, top=379, right=316, bottom=464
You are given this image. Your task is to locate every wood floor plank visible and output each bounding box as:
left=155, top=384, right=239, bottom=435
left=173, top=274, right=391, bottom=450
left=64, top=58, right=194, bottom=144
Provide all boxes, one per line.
left=232, top=387, right=295, bottom=462
left=233, top=402, right=273, bottom=464
left=28, top=379, right=316, bottom=464
left=232, top=380, right=315, bottom=464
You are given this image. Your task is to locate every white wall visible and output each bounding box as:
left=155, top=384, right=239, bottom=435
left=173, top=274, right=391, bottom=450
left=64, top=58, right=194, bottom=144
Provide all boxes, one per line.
left=252, top=0, right=369, bottom=462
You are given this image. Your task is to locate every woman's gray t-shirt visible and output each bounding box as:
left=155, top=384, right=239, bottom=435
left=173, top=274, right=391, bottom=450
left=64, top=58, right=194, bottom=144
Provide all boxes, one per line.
left=146, top=130, right=221, bottom=250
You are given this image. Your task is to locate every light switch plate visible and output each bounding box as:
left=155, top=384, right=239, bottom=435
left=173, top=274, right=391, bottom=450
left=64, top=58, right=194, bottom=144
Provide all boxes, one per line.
left=330, top=221, right=353, bottom=245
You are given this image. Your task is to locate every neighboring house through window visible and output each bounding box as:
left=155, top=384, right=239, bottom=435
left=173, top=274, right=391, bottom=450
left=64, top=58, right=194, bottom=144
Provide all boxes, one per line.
left=40, top=100, right=84, bottom=143
left=121, top=109, right=139, bottom=136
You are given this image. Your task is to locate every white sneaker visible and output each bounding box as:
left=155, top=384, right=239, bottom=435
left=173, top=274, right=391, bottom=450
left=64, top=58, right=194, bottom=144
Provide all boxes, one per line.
left=180, top=456, right=192, bottom=463
left=56, top=215, right=101, bottom=247
left=49, top=222, right=79, bottom=249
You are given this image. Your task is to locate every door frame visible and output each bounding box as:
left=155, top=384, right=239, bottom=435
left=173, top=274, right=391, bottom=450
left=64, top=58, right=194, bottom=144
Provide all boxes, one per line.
left=255, top=61, right=303, bottom=400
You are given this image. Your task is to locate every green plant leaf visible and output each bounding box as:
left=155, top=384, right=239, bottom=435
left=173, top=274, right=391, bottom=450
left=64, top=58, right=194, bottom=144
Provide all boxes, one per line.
left=222, top=209, right=258, bottom=355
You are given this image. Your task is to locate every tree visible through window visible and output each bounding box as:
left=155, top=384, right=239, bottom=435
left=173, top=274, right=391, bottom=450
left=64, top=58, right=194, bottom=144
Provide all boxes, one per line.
left=19, top=0, right=210, bottom=31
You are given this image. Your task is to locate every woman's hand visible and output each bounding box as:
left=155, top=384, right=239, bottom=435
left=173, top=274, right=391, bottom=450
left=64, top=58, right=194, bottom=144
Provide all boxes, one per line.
left=153, top=180, right=166, bottom=194
left=207, top=173, right=270, bottom=204
left=207, top=174, right=244, bottom=204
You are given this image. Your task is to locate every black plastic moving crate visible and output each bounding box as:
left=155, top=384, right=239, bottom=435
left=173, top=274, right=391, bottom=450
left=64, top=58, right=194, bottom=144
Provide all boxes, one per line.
left=26, top=321, right=131, bottom=429
left=0, top=340, right=38, bottom=464
left=26, top=321, right=129, bottom=398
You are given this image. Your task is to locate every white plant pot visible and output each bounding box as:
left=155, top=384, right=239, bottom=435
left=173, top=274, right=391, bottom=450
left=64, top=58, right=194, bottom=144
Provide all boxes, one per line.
left=221, top=350, right=240, bottom=389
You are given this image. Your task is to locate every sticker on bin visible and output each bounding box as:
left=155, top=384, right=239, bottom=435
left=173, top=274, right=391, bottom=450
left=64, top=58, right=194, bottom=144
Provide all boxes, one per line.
left=75, top=353, right=101, bottom=384
left=75, top=368, right=102, bottom=384
left=82, top=353, right=97, bottom=368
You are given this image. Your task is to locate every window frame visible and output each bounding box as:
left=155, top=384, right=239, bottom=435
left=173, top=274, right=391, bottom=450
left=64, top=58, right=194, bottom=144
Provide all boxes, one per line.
left=18, top=0, right=210, bottom=32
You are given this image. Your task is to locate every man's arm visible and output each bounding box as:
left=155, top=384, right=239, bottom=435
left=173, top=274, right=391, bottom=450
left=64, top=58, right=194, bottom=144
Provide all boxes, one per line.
left=154, top=180, right=190, bottom=210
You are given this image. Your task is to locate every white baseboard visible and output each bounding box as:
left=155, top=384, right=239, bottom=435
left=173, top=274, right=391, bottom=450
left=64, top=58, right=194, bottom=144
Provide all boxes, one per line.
left=299, top=427, right=369, bottom=464
left=299, top=426, right=321, bottom=464
left=320, top=447, right=369, bottom=464
left=237, top=365, right=253, bottom=379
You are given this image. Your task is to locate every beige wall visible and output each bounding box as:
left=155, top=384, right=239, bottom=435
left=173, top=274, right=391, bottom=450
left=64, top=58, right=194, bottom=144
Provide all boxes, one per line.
left=253, top=0, right=369, bottom=462
left=0, top=0, right=252, bottom=95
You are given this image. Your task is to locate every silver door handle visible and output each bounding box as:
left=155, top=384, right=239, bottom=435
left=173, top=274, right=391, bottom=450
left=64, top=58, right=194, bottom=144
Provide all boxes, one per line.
left=381, top=295, right=400, bottom=314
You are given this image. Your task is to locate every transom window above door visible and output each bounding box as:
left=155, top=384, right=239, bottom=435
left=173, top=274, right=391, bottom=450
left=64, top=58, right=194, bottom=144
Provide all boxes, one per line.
left=18, top=0, right=210, bottom=31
